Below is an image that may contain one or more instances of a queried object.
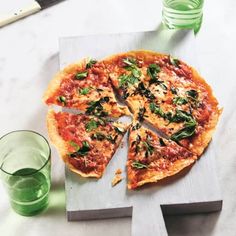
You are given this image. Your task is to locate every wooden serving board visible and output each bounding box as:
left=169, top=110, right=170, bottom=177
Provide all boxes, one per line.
left=59, top=30, right=222, bottom=236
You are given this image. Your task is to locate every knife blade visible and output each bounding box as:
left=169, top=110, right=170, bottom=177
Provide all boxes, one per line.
left=0, top=0, right=65, bottom=28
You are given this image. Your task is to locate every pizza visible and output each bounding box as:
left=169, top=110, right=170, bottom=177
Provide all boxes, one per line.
left=127, top=122, right=197, bottom=189
left=44, top=50, right=221, bottom=189
left=47, top=109, right=130, bottom=178
left=103, top=50, right=221, bottom=156
left=43, top=58, right=130, bottom=118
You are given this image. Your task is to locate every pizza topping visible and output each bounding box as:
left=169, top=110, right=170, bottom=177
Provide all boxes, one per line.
left=143, top=140, right=154, bottom=157
left=79, top=87, right=91, bottom=95
left=70, top=141, right=91, bottom=157
left=58, top=96, right=66, bottom=104
left=131, top=161, right=148, bottom=169
left=86, top=59, right=97, bottom=69
left=149, top=103, right=165, bottom=118
left=91, top=132, right=106, bottom=141
left=114, top=126, right=125, bottom=134
left=134, top=82, right=155, bottom=100
left=137, top=107, right=146, bottom=122
left=159, top=138, right=166, bottom=146
left=86, top=97, right=109, bottom=117
left=132, top=122, right=141, bottom=130
left=147, top=63, right=161, bottom=80
left=172, top=97, right=188, bottom=105
left=118, top=74, right=139, bottom=88
left=85, top=119, right=98, bottom=131
left=75, top=71, right=88, bottom=80
left=170, top=86, right=178, bottom=95
left=106, top=134, right=118, bottom=144
left=169, top=56, right=180, bottom=67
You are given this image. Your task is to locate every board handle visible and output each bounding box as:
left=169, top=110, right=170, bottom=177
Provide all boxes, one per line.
left=132, top=203, right=167, bottom=236
left=0, top=2, right=41, bottom=28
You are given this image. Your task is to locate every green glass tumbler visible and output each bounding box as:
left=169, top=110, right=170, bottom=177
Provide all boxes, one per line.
left=0, top=130, right=51, bottom=216
left=162, top=0, right=204, bottom=33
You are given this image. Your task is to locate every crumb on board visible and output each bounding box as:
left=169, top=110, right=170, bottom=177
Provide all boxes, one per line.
left=115, top=168, right=122, bottom=175
left=112, top=174, right=122, bottom=187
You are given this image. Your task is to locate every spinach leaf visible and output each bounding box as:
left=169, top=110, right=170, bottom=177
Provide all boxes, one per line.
left=173, top=97, right=188, bottom=105
left=86, top=59, right=97, bottom=69
left=75, top=71, right=88, bottom=80
left=131, top=161, right=148, bottom=169
left=85, top=119, right=98, bottom=131
left=147, top=64, right=161, bottom=80
left=149, top=103, right=165, bottom=118
left=170, top=120, right=196, bottom=142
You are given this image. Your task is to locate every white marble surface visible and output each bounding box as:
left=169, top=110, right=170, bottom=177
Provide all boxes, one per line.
left=0, top=0, right=235, bottom=235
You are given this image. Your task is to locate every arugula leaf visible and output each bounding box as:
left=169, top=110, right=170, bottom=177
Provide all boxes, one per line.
left=168, top=109, right=193, bottom=123
left=106, top=134, right=118, bottom=144
left=70, top=141, right=90, bottom=157
left=132, top=123, right=141, bottom=130
left=173, top=97, right=188, bottom=105
left=159, top=138, right=166, bottom=146
left=135, top=82, right=155, bottom=100
left=123, top=57, right=137, bottom=67
left=69, top=141, right=80, bottom=149
left=91, top=132, right=106, bottom=141
left=170, top=86, right=178, bottom=94
left=86, top=97, right=109, bottom=117
left=137, top=107, right=146, bottom=122
left=86, top=59, right=97, bottom=69
left=75, top=71, right=88, bottom=80
left=143, top=141, right=154, bottom=157
left=79, top=87, right=90, bottom=95
left=147, top=64, right=161, bottom=80
left=118, top=74, right=139, bottom=88
left=114, top=127, right=125, bottom=134
left=170, top=119, right=196, bottom=142
left=85, top=119, right=98, bottom=131
left=186, top=90, right=198, bottom=99
left=58, top=96, right=66, bottom=104
left=169, top=56, right=180, bottom=67
left=131, top=161, right=148, bottom=169
left=149, top=103, right=165, bottom=118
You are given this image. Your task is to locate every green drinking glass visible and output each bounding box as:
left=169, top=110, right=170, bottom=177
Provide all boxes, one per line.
left=162, top=0, right=204, bottom=33
left=0, top=130, right=51, bottom=216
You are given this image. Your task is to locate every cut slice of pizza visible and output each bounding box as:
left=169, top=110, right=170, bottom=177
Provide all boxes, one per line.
left=47, top=109, right=130, bottom=178
left=43, top=58, right=130, bottom=118
left=103, top=50, right=221, bottom=156
left=127, top=122, right=197, bottom=189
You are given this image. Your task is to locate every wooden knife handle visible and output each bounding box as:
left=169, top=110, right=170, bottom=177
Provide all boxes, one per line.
left=0, top=2, right=41, bottom=28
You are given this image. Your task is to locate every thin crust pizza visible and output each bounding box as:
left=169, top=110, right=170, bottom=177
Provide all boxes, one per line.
left=103, top=50, right=221, bottom=156
left=127, top=123, right=197, bottom=189
left=43, top=58, right=130, bottom=118
left=47, top=109, right=130, bottom=178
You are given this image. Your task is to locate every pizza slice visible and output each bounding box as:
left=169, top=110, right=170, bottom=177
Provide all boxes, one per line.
left=47, top=109, right=130, bottom=178
left=103, top=50, right=221, bottom=156
left=43, top=58, right=130, bottom=118
left=127, top=122, right=197, bottom=189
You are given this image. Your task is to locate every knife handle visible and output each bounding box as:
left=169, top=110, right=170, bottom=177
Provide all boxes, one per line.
left=0, top=2, right=41, bottom=28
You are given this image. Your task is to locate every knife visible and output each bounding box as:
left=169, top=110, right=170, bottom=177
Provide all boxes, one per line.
left=0, top=0, right=64, bottom=28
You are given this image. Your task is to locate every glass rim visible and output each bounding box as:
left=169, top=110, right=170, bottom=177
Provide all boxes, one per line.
left=0, top=130, right=51, bottom=176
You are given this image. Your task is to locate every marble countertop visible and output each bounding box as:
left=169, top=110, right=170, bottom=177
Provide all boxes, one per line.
left=0, top=0, right=235, bottom=235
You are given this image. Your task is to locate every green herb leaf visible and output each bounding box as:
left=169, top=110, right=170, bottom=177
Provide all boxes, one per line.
left=131, top=68, right=142, bottom=78
left=159, top=138, right=166, bottom=147
left=118, top=74, right=139, bottom=88
left=168, top=109, right=193, bottom=123
left=58, top=96, right=66, bottom=104
left=186, top=90, right=198, bottom=99
left=170, top=86, right=178, bottom=94
left=70, top=141, right=90, bottom=157
left=91, top=132, right=106, bottom=141
left=114, top=126, right=125, bottom=134
left=137, top=107, right=146, bottom=122
left=169, top=56, right=180, bottom=67
left=134, top=82, right=155, bottom=100
left=147, top=64, right=161, bottom=80
left=149, top=103, right=165, bottom=118
left=86, top=97, right=109, bottom=117
left=170, top=119, right=196, bottom=142
left=85, top=119, right=98, bottom=131
left=69, top=141, right=80, bottom=149
left=131, top=161, right=148, bottom=169
left=86, top=59, right=97, bottom=69
left=143, top=141, right=154, bottom=157
left=106, top=134, right=118, bottom=144
left=123, top=57, right=137, bottom=67
left=132, top=123, right=141, bottom=130
left=173, top=97, right=188, bottom=105
left=75, top=71, right=88, bottom=80
left=80, top=87, right=90, bottom=95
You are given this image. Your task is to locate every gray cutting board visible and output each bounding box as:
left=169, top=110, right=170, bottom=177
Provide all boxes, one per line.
left=59, top=29, right=222, bottom=236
